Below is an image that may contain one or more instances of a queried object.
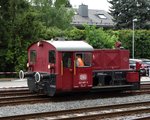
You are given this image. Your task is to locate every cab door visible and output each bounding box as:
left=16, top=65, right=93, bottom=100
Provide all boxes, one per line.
left=62, top=52, right=74, bottom=91
left=73, top=52, right=93, bottom=89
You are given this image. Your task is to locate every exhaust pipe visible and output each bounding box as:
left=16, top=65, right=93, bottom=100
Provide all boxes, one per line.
left=19, top=70, right=34, bottom=79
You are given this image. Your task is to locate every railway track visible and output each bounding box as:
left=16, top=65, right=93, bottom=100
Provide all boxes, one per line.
left=0, top=92, right=130, bottom=107
left=0, top=87, right=28, bottom=94
left=0, top=95, right=51, bottom=107
left=0, top=85, right=149, bottom=119
left=0, top=87, right=51, bottom=106
left=0, top=101, right=150, bottom=120
left=0, top=84, right=149, bottom=107
left=141, top=83, right=150, bottom=90
left=0, top=91, right=149, bottom=107
left=0, top=89, right=32, bottom=96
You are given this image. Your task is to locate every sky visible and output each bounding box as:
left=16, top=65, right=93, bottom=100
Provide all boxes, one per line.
left=69, top=0, right=111, bottom=12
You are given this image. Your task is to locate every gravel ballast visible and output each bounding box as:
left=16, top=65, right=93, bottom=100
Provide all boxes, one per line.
left=0, top=94, right=150, bottom=117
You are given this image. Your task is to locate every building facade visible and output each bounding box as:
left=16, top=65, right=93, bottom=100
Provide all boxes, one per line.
left=71, top=4, right=114, bottom=28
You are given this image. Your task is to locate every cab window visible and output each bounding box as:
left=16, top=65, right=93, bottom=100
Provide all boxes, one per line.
left=63, top=53, right=72, bottom=68
left=76, top=52, right=92, bottom=67
left=49, top=50, right=55, bottom=63
left=30, top=50, right=36, bottom=64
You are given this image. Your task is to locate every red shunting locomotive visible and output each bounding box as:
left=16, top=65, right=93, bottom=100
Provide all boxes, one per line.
left=19, top=40, right=140, bottom=96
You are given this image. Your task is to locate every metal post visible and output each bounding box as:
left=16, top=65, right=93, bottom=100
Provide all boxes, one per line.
left=149, top=68, right=150, bottom=77
left=132, top=19, right=137, bottom=59
left=132, top=21, right=135, bottom=59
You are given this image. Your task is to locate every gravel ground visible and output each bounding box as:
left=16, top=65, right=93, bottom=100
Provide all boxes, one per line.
left=0, top=94, right=150, bottom=117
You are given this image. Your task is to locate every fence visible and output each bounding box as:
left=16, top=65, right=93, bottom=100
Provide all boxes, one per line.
left=0, top=72, right=17, bottom=78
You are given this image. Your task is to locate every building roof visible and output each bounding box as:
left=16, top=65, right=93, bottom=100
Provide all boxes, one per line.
left=45, top=40, right=94, bottom=51
left=71, top=5, right=114, bottom=28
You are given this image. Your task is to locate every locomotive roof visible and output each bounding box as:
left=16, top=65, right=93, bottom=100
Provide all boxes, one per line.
left=45, top=40, right=94, bottom=51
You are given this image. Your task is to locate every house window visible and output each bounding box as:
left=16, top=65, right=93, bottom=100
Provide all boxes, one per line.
left=97, top=14, right=107, bottom=19
left=30, top=50, right=36, bottom=64
left=49, top=50, right=55, bottom=63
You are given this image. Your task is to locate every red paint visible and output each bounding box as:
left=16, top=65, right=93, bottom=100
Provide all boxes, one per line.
left=93, top=49, right=129, bottom=70
left=136, top=62, right=142, bottom=70
left=126, top=72, right=139, bottom=82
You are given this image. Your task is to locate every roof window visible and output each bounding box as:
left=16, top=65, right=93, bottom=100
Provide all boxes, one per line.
left=97, top=14, right=107, bottom=19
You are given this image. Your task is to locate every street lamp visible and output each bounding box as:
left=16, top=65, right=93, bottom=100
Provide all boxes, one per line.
left=132, top=18, right=137, bottom=59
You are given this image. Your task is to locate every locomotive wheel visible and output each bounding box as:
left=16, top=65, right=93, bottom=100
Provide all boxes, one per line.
left=27, top=77, right=38, bottom=93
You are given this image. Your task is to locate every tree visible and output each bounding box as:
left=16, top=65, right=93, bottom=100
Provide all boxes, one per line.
left=108, top=0, right=150, bottom=29
left=0, top=0, right=30, bottom=71
left=30, top=0, right=73, bottom=29
left=0, top=0, right=44, bottom=72
left=84, top=25, right=117, bottom=48
left=54, top=0, right=72, bottom=8
left=0, top=0, right=74, bottom=72
left=118, top=30, right=150, bottom=58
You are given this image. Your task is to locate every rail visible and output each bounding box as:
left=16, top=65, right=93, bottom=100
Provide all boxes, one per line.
left=0, top=101, right=150, bottom=120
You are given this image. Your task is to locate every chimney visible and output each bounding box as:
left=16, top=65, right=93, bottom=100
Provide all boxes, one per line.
left=79, top=4, right=88, bottom=17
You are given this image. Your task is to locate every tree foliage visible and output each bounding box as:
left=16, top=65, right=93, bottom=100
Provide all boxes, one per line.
left=30, top=0, right=73, bottom=29
left=108, top=0, right=150, bottom=29
left=65, top=27, right=85, bottom=40
left=0, top=0, right=37, bottom=72
left=1, top=0, right=150, bottom=73
left=118, top=30, right=150, bottom=58
left=84, top=25, right=117, bottom=48
left=54, top=0, right=72, bottom=8
left=0, top=0, right=73, bottom=72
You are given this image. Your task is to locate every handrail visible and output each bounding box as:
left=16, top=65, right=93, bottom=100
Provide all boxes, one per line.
left=0, top=72, right=17, bottom=75
left=74, top=60, right=76, bottom=75
left=61, top=60, right=63, bottom=76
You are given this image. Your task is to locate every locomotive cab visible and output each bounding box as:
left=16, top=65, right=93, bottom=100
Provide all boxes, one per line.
left=20, top=40, right=93, bottom=96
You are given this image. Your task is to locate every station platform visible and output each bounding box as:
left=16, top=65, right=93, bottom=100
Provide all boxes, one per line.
left=0, top=78, right=27, bottom=88
left=140, top=77, right=150, bottom=84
